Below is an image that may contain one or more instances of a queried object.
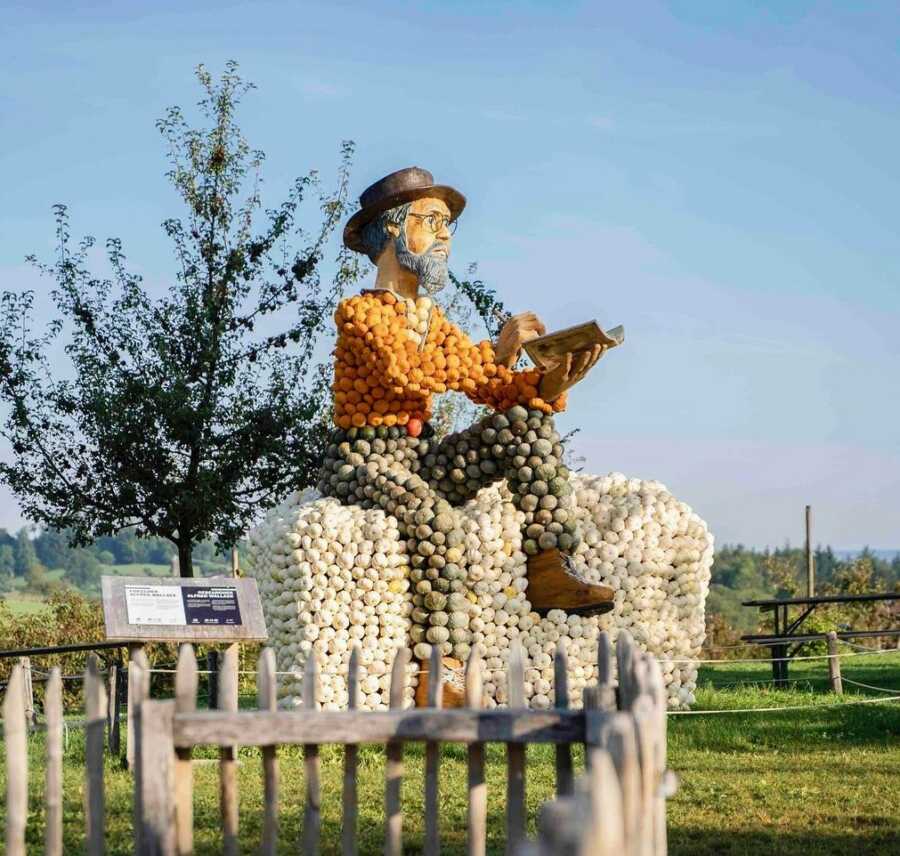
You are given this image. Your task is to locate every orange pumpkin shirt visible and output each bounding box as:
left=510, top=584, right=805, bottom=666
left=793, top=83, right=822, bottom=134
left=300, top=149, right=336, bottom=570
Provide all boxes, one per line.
left=331, top=290, right=567, bottom=429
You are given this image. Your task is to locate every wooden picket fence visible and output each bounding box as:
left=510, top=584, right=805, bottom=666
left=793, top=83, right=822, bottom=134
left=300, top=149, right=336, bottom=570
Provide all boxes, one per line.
left=2, top=631, right=674, bottom=855
left=3, top=655, right=108, bottom=856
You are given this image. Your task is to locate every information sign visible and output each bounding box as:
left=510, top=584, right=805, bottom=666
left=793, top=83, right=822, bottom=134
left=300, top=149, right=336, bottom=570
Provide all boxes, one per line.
left=102, top=576, right=267, bottom=643
left=182, top=586, right=243, bottom=626
left=125, top=584, right=187, bottom=626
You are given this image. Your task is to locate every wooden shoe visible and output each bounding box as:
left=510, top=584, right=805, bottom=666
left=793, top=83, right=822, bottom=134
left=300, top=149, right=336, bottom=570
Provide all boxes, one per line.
left=414, top=656, right=466, bottom=708
left=527, top=549, right=614, bottom=615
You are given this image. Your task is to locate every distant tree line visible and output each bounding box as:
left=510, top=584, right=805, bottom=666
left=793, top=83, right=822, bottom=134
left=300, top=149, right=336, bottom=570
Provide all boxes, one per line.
left=706, top=544, right=900, bottom=651
left=0, top=525, right=229, bottom=594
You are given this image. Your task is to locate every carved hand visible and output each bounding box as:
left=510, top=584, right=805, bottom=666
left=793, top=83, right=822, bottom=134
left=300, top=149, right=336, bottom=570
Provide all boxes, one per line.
left=494, top=312, right=546, bottom=369
left=539, top=344, right=607, bottom=401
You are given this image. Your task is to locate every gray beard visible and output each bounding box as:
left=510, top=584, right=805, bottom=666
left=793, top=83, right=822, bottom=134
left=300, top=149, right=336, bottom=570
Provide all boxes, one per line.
left=394, top=234, right=449, bottom=296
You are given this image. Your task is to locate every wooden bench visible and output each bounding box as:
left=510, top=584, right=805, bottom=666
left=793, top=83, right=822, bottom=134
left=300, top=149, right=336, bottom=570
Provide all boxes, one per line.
left=741, top=592, right=900, bottom=685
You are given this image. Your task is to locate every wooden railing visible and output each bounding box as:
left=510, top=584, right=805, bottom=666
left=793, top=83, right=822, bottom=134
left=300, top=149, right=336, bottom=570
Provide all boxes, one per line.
left=2, top=631, right=674, bottom=856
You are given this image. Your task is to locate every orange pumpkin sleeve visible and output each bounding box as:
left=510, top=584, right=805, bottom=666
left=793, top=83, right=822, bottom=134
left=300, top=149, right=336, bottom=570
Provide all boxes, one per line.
left=433, top=313, right=568, bottom=413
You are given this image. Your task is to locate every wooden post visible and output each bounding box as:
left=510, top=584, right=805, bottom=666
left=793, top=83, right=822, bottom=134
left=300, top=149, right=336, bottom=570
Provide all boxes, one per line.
left=107, top=663, right=119, bottom=754
left=554, top=640, right=574, bottom=797
left=466, top=649, right=486, bottom=856
left=85, top=655, right=108, bottom=856
left=231, top=546, right=240, bottom=577
left=219, top=644, right=240, bottom=856
left=18, top=657, right=35, bottom=728
left=505, top=639, right=526, bottom=856
left=616, top=631, right=635, bottom=711
left=206, top=650, right=219, bottom=710
left=600, top=715, right=641, bottom=849
left=135, top=700, right=176, bottom=856
left=258, top=648, right=279, bottom=856
left=175, top=645, right=198, bottom=856
left=4, top=665, right=27, bottom=856
left=424, top=645, right=443, bottom=856
left=827, top=631, right=843, bottom=695
left=115, top=660, right=128, bottom=759
left=342, top=647, right=360, bottom=856
left=596, top=631, right=616, bottom=711
left=45, top=668, right=64, bottom=856
left=632, top=696, right=658, bottom=856
left=805, top=505, right=815, bottom=598
left=585, top=749, right=627, bottom=855
left=385, top=647, right=409, bottom=856
left=303, top=653, right=321, bottom=854
left=127, top=643, right=149, bottom=769
left=645, top=656, right=669, bottom=856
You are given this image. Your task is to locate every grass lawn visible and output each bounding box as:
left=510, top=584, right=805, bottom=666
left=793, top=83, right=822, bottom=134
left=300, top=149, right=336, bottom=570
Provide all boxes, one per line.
left=1, top=594, right=52, bottom=617
left=98, top=562, right=174, bottom=576
left=1, top=651, right=898, bottom=854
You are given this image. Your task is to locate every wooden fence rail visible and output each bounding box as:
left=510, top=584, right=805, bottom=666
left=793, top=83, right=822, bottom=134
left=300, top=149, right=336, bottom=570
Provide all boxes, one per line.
left=2, top=631, right=674, bottom=855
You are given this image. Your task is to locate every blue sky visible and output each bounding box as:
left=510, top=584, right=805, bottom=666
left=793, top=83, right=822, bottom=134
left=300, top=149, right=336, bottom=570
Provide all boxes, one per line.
left=1, top=1, right=898, bottom=548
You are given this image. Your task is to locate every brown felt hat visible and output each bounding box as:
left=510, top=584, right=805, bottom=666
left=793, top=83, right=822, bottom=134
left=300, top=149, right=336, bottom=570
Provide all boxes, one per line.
left=343, top=166, right=466, bottom=254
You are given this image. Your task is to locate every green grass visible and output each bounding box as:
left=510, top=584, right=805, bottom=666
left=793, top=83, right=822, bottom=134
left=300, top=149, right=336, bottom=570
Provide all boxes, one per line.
left=668, top=651, right=900, bottom=855
left=0, top=594, right=51, bottom=617
left=98, top=562, right=173, bottom=576
left=1, top=652, right=898, bottom=854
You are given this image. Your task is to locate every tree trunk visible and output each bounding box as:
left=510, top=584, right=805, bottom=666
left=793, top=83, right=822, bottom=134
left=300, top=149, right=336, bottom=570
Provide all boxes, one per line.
left=177, top=540, right=194, bottom=578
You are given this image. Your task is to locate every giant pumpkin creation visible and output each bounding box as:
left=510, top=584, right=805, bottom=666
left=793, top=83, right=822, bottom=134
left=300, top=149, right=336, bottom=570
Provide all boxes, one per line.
left=320, top=169, right=614, bottom=665
left=246, top=168, right=714, bottom=710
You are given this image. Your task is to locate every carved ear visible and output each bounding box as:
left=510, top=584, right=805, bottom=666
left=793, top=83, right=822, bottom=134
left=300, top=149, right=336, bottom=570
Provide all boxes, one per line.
left=386, top=222, right=401, bottom=238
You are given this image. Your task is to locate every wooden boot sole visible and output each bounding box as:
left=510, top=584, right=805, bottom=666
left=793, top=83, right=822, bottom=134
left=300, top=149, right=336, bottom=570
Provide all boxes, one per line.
left=527, top=549, right=615, bottom=616
left=414, top=656, right=466, bottom=708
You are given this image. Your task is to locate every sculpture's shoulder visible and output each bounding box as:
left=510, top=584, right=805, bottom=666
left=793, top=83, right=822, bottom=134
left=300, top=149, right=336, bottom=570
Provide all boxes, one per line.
left=334, top=289, right=400, bottom=327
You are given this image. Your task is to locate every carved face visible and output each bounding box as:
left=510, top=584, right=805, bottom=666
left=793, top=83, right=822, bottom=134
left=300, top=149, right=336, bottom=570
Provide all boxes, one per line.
left=403, top=196, right=453, bottom=258
left=386, top=196, right=453, bottom=295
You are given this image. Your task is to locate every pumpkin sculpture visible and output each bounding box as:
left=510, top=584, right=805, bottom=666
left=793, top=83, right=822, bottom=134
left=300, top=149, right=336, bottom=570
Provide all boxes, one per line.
left=315, top=167, right=616, bottom=683
left=249, top=166, right=713, bottom=711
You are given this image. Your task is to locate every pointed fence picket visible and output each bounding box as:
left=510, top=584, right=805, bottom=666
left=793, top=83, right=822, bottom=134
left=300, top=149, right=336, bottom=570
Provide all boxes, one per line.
left=2, top=660, right=105, bottom=856
left=506, top=640, right=527, bottom=855
left=424, top=645, right=444, bottom=856
left=342, top=646, right=361, bottom=856
left=2, top=630, right=675, bottom=856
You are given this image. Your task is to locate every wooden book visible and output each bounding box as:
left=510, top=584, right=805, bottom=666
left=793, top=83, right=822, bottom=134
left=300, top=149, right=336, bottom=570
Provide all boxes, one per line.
left=524, top=321, right=624, bottom=370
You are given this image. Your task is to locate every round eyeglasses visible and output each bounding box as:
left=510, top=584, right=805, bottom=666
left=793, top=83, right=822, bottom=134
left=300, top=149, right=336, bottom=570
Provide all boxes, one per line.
left=408, top=212, right=458, bottom=235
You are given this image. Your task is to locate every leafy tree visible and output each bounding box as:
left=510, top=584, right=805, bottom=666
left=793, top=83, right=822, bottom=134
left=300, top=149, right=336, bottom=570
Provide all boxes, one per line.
left=449, top=268, right=507, bottom=338
left=0, top=528, right=14, bottom=550
left=65, top=549, right=102, bottom=590
left=24, top=561, right=51, bottom=594
left=13, top=527, right=41, bottom=578
left=0, top=545, right=14, bottom=578
left=430, top=265, right=507, bottom=439
left=0, top=62, right=359, bottom=576
left=34, top=527, right=71, bottom=569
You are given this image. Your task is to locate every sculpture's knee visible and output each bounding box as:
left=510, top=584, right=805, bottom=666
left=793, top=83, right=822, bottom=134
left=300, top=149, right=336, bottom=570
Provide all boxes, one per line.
left=494, top=405, right=581, bottom=555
